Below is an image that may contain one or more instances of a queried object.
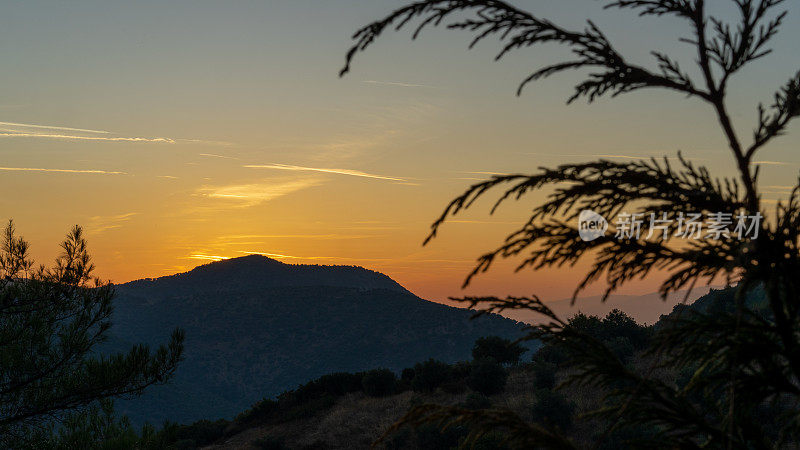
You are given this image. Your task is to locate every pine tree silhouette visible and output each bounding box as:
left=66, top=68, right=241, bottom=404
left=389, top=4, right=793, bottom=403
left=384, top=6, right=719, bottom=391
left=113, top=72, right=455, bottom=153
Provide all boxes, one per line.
left=0, top=221, right=184, bottom=447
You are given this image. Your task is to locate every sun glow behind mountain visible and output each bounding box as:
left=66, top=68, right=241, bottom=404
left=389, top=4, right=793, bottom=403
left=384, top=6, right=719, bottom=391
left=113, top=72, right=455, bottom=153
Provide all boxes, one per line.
left=1, top=0, right=798, bottom=304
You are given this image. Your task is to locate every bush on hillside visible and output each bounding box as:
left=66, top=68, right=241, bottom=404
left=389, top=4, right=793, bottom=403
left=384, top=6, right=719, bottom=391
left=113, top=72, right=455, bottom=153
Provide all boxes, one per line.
left=235, top=398, right=279, bottom=425
left=284, top=395, right=338, bottom=421
left=362, top=369, right=398, bottom=397
left=415, top=423, right=468, bottom=449
left=434, top=362, right=466, bottom=394
left=411, top=359, right=452, bottom=393
left=172, top=419, right=229, bottom=448
left=450, top=361, right=472, bottom=379
left=231, top=371, right=364, bottom=433
left=602, top=309, right=650, bottom=349
left=461, top=392, right=492, bottom=410
left=530, top=360, right=557, bottom=390
left=469, top=432, right=511, bottom=450
left=567, top=310, right=650, bottom=352
left=472, top=336, right=525, bottom=365
left=530, top=390, right=575, bottom=432
left=467, top=358, right=508, bottom=396
left=606, top=335, right=636, bottom=362
left=253, top=435, right=287, bottom=450
left=534, top=342, right=568, bottom=365
left=296, top=372, right=363, bottom=400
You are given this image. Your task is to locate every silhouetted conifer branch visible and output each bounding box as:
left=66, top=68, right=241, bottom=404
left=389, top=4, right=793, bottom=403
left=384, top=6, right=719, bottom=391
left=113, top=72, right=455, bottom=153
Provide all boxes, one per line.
left=341, top=0, right=710, bottom=102
left=343, top=0, right=800, bottom=447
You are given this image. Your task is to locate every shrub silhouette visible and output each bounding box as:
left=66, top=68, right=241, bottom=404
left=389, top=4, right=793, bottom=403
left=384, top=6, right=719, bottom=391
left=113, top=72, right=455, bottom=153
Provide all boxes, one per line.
left=534, top=343, right=568, bottom=366
left=291, top=372, right=362, bottom=402
left=235, top=398, right=279, bottom=426
left=414, top=423, right=467, bottom=449
left=567, top=310, right=649, bottom=362
left=410, top=359, right=452, bottom=393
left=253, top=435, right=287, bottom=450
left=467, top=358, right=509, bottom=396
left=530, top=390, right=575, bottom=432
left=461, top=392, right=492, bottom=410
left=180, top=419, right=227, bottom=444
left=530, top=360, right=557, bottom=391
left=472, top=336, right=525, bottom=365
left=362, top=369, right=398, bottom=397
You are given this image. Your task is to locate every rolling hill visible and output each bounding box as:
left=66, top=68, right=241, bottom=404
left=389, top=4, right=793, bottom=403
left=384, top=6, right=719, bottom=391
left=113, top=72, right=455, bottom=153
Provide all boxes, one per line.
left=106, top=255, right=527, bottom=426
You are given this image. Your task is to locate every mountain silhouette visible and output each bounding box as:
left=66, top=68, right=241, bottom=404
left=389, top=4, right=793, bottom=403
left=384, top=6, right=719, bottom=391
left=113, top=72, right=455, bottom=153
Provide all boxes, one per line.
left=107, top=255, right=526, bottom=426
left=121, top=254, right=412, bottom=295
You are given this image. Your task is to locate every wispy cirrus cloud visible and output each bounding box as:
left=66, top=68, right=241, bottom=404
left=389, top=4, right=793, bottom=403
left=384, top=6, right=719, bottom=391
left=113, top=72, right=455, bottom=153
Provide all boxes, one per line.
left=458, top=171, right=513, bottom=176
left=0, top=132, right=175, bottom=143
left=362, top=80, right=437, bottom=89
left=87, top=212, right=138, bottom=234
left=218, top=233, right=381, bottom=240
left=754, top=160, right=796, bottom=166
left=199, top=153, right=239, bottom=160
left=197, top=179, right=320, bottom=207
left=0, top=166, right=127, bottom=175
left=0, top=120, right=174, bottom=143
left=244, top=163, right=407, bottom=182
left=582, top=153, right=700, bottom=161
left=592, top=154, right=666, bottom=160
left=186, top=254, right=231, bottom=262
left=452, top=171, right=513, bottom=181
left=183, top=252, right=388, bottom=263
left=465, top=171, right=511, bottom=175
left=524, top=152, right=709, bottom=161
left=448, top=220, right=522, bottom=225
left=234, top=251, right=392, bottom=262
left=0, top=121, right=109, bottom=134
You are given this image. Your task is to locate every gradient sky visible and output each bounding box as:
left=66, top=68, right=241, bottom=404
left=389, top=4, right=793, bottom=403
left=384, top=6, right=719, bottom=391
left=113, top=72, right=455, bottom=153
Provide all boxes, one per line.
left=1, top=0, right=798, bottom=303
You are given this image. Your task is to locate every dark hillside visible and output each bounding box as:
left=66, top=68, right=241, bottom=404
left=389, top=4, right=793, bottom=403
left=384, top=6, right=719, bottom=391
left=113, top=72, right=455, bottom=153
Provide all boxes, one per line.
left=106, top=256, right=526, bottom=425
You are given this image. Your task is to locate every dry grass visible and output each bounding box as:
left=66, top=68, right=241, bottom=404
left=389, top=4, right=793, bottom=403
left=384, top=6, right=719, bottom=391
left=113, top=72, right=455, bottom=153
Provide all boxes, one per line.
left=296, top=392, right=415, bottom=449
left=203, top=390, right=471, bottom=449
left=203, top=363, right=633, bottom=449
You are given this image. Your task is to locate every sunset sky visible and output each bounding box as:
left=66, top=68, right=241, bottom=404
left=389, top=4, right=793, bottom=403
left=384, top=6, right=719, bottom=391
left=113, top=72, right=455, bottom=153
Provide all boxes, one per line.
left=1, top=0, right=798, bottom=303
